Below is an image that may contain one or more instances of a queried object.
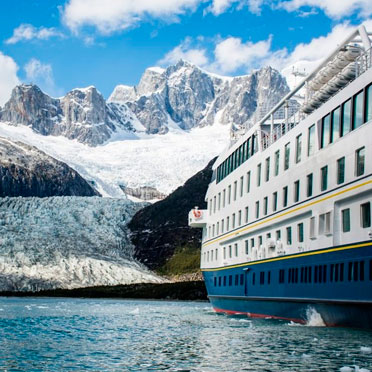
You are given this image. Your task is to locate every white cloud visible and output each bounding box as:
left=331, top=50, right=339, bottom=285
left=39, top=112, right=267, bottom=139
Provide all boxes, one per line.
left=5, top=24, right=64, bottom=44
left=24, top=59, right=57, bottom=95
left=206, top=0, right=263, bottom=15
left=158, top=38, right=208, bottom=66
left=278, top=0, right=372, bottom=19
left=0, top=52, right=20, bottom=107
left=62, top=0, right=202, bottom=34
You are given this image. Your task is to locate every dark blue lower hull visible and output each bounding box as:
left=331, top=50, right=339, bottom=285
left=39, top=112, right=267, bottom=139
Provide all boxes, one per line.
left=203, top=241, right=372, bottom=328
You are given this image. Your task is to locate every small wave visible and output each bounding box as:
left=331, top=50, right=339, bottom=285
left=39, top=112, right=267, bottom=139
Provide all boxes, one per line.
left=37, top=306, right=49, bottom=309
left=129, top=307, right=140, bottom=315
left=305, top=307, right=325, bottom=327
left=340, top=366, right=370, bottom=372
left=360, top=346, right=372, bottom=354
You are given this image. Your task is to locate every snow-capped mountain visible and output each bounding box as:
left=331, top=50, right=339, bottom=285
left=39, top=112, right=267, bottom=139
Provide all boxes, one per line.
left=0, top=136, right=99, bottom=197
left=0, top=196, right=163, bottom=291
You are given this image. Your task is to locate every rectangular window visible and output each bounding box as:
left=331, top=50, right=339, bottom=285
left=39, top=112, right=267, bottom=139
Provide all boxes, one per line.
left=221, top=219, right=224, bottom=233
left=255, top=201, right=260, bottom=219
left=353, top=90, right=364, bottom=129
left=213, top=196, right=216, bottom=213
left=296, top=134, right=302, bottom=163
left=341, top=99, right=351, bottom=136
left=251, top=238, right=255, bottom=249
left=294, top=180, right=300, bottom=203
left=209, top=199, right=212, bottom=215
left=226, top=216, right=230, bottom=231
left=228, top=185, right=231, bottom=204
left=310, top=217, right=316, bottom=239
left=223, top=189, right=226, bottom=208
left=229, top=245, right=232, bottom=258
left=232, top=213, right=236, bottom=229
left=246, top=171, right=251, bottom=193
left=331, top=106, right=340, bottom=143
left=356, top=147, right=365, bottom=176
left=342, top=208, right=351, bottom=232
left=284, top=143, right=290, bottom=170
left=367, top=84, right=372, bottom=122
left=223, top=247, right=226, bottom=259
left=361, top=202, right=371, bottom=228
left=259, top=236, right=263, bottom=246
left=218, top=193, right=221, bottom=210
left=257, top=163, right=262, bottom=186
left=308, top=124, right=315, bottom=156
left=233, top=181, right=237, bottom=201
left=337, top=157, right=345, bottom=184
left=325, top=212, right=332, bottom=235
left=283, top=186, right=288, bottom=207
left=321, top=114, right=331, bottom=148
left=265, top=157, right=270, bottom=182
left=216, top=222, right=219, bottom=235
left=245, top=240, right=249, bottom=255
left=321, top=166, right=328, bottom=191
left=307, top=173, right=313, bottom=197
left=245, top=206, right=249, bottom=223
left=276, top=229, right=281, bottom=240
left=238, top=210, right=242, bottom=226
left=264, top=196, right=268, bottom=215
left=286, top=226, right=292, bottom=245
left=240, top=176, right=244, bottom=197
left=272, top=192, right=278, bottom=212
left=275, top=150, right=280, bottom=176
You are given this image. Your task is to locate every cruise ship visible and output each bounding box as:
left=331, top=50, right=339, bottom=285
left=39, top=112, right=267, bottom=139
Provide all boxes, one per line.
left=188, top=25, right=372, bottom=328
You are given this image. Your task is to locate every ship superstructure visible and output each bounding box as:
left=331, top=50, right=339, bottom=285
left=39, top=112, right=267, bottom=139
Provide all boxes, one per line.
left=189, top=25, right=372, bottom=328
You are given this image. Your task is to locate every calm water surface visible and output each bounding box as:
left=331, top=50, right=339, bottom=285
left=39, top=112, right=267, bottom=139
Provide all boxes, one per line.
left=0, top=297, right=371, bottom=371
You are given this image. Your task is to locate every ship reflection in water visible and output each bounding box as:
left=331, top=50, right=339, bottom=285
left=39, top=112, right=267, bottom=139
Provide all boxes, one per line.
left=0, top=297, right=371, bottom=371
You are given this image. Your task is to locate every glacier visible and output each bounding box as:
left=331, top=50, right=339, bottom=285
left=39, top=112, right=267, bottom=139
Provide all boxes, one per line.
left=0, top=196, right=164, bottom=291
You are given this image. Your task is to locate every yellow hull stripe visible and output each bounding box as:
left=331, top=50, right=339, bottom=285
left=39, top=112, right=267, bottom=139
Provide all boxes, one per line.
left=202, top=241, right=372, bottom=272
left=202, top=178, right=372, bottom=249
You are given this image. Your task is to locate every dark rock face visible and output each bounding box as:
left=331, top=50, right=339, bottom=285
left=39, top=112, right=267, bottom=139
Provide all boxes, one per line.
left=0, top=137, right=99, bottom=197
left=128, top=158, right=216, bottom=269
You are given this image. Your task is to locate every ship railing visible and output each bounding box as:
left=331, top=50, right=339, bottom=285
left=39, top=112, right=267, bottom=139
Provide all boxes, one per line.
left=355, top=47, right=372, bottom=77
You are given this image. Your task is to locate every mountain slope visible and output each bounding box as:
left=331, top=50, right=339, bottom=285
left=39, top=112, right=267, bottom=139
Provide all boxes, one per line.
left=128, top=157, right=216, bottom=270
left=0, top=136, right=99, bottom=197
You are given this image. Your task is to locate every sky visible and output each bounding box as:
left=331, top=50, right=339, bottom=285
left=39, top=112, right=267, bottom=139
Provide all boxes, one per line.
left=0, top=0, right=372, bottom=105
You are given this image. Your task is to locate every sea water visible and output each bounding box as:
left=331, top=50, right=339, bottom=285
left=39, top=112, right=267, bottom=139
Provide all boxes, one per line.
left=0, top=298, right=371, bottom=372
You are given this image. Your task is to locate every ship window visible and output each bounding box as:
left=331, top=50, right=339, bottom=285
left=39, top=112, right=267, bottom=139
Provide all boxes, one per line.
left=257, top=163, right=262, bottom=187
left=342, top=208, right=351, bottom=232
left=308, top=124, right=315, bottom=156
left=246, top=171, right=251, bottom=193
left=229, top=245, right=232, bottom=258
left=360, top=261, right=365, bottom=281
left=213, top=196, right=217, bottom=213
left=245, top=239, right=249, bottom=255
left=212, top=224, right=215, bottom=237
left=240, top=274, right=244, bottom=285
left=229, top=275, right=232, bottom=286
left=273, top=192, right=278, bottom=212
left=314, top=266, right=318, bottom=283
left=235, top=274, right=239, bottom=286
left=218, top=193, right=221, bottom=210
left=234, top=243, right=238, bottom=257
left=215, top=248, right=218, bottom=260
left=279, top=269, right=285, bottom=283
left=228, top=185, right=232, bottom=204
left=294, top=180, right=300, bottom=203
left=218, top=276, right=221, bottom=286
left=284, top=143, right=290, bottom=170
left=223, top=189, right=226, bottom=208
left=252, top=273, right=255, bottom=285
left=341, top=99, right=351, bottom=136
left=276, top=230, right=281, bottom=240
left=331, top=106, right=340, bottom=143
left=325, top=212, right=332, bottom=235
left=232, top=213, right=236, bottom=229
left=211, top=250, right=214, bottom=261
left=263, top=197, right=268, bottom=215
left=268, top=271, right=271, bottom=285
left=226, top=216, right=230, bottom=231
left=310, top=217, right=316, bottom=239
left=233, top=181, right=237, bottom=201
left=245, top=207, right=249, bottom=223
left=221, top=219, right=224, bottom=233
left=240, top=176, right=244, bottom=197
left=353, top=90, right=364, bottom=129
left=337, top=157, right=345, bottom=184
left=286, top=226, right=292, bottom=245
left=307, top=173, right=313, bottom=197
left=260, top=271, right=265, bottom=285
left=361, top=202, right=371, bottom=228
left=207, top=251, right=209, bottom=262
left=265, top=157, right=270, bottom=182
left=321, top=114, right=331, bottom=148
left=367, top=84, right=372, bottom=123
left=298, top=223, right=304, bottom=243
left=209, top=199, right=212, bottom=215
left=296, top=134, right=302, bottom=163
left=251, top=238, right=255, bottom=249
left=216, top=222, right=219, bottom=235
left=259, top=235, right=263, bottom=246
left=256, top=201, right=260, bottom=219
left=238, top=210, right=242, bottom=226
left=340, top=263, right=344, bottom=281
left=283, top=186, right=288, bottom=207
left=247, top=137, right=252, bottom=160
left=223, top=276, right=227, bottom=286
left=275, top=150, right=280, bottom=176
left=223, top=246, right=226, bottom=259
left=214, top=277, right=217, bottom=286
left=319, top=214, right=325, bottom=235
left=356, top=147, right=365, bottom=176
left=301, top=267, right=304, bottom=282
left=321, top=165, right=328, bottom=191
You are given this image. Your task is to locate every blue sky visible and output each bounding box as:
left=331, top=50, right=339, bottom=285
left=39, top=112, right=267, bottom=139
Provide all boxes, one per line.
left=0, top=0, right=371, bottom=105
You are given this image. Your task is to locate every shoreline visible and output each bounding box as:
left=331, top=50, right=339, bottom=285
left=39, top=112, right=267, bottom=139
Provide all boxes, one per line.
left=0, top=280, right=208, bottom=301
